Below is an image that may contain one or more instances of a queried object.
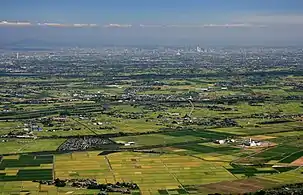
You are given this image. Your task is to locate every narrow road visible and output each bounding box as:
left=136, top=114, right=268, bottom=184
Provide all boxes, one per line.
left=159, top=157, right=188, bottom=194
left=104, top=156, right=116, bottom=183
left=71, top=118, right=98, bottom=135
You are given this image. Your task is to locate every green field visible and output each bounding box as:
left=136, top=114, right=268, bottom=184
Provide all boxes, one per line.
left=0, top=154, right=53, bottom=182
left=113, top=133, right=201, bottom=147
left=0, top=139, right=66, bottom=155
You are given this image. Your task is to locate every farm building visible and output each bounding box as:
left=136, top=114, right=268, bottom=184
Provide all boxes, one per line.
left=124, top=142, right=135, bottom=146
left=214, top=138, right=236, bottom=145
left=52, top=117, right=67, bottom=122
left=244, top=138, right=261, bottom=147
left=215, top=140, right=226, bottom=144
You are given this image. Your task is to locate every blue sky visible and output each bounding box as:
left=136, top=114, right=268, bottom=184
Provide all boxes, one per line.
left=1, top=0, right=303, bottom=46
left=2, top=0, right=303, bottom=23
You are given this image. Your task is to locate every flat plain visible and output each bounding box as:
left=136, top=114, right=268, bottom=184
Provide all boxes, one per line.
left=1, top=47, right=303, bottom=194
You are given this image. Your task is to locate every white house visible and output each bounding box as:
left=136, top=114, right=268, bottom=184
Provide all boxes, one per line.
left=215, top=140, right=225, bottom=144
left=124, top=141, right=135, bottom=146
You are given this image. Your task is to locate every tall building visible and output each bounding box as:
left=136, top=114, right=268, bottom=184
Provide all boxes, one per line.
left=196, top=46, right=202, bottom=53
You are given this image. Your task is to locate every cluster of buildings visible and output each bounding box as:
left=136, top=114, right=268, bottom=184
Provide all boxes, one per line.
left=214, top=137, right=263, bottom=147
left=214, top=138, right=236, bottom=145
left=23, top=123, right=43, bottom=132
left=243, top=138, right=262, bottom=147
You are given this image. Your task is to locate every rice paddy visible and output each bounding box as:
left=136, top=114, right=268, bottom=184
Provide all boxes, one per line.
left=0, top=154, right=53, bottom=182
left=54, top=151, right=237, bottom=194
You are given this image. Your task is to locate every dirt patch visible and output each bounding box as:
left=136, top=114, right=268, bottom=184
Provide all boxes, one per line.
left=197, top=178, right=278, bottom=194
left=291, top=156, right=303, bottom=166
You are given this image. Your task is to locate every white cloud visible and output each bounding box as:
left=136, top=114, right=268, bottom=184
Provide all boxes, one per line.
left=104, top=24, right=132, bottom=28
left=139, top=24, right=165, bottom=28
left=0, top=20, right=266, bottom=29
left=73, top=23, right=98, bottom=27
left=0, top=21, right=32, bottom=26
left=37, top=22, right=98, bottom=27
left=37, top=22, right=66, bottom=27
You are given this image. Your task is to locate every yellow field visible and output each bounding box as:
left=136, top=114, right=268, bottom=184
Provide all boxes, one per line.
left=0, top=181, right=100, bottom=195
left=2, top=155, right=20, bottom=160
left=55, top=151, right=112, bottom=181
left=0, top=169, right=19, bottom=176
left=54, top=151, right=237, bottom=194
left=259, top=167, right=303, bottom=184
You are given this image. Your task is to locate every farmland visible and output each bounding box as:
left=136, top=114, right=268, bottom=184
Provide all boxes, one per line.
left=0, top=154, right=53, bottom=184
left=54, top=151, right=237, bottom=194
left=196, top=167, right=303, bottom=194
left=0, top=139, right=66, bottom=155
left=1, top=46, right=303, bottom=194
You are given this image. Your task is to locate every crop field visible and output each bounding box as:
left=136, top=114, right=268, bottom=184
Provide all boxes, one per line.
left=207, top=121, right=303, bottom=136
left=0, top=121, right=24, bottom=135
left=112, top=119, right=166, bottom=134
left=270, top=131, right=303, bottom=137
left=0, top=139, right=66, bottom=155
left=54, top=151, right=237, bottom=195
left=248, top=140, right=303, bottom=164
left=1, top=46, right=303, bottom=194
left=162, top=129, right=233, bottom=140
left=193, top=167, right=303, bottom=194
left=0, top=181, right=101, bottom=195
left=112, top=133, right=201, bottom=147
left=174, top=142, right=255, bottom=162
left=54, top=151, right=113, bottom=181
left=279, top=151, right=303, bottom=163
left=0, top=154, right=53, bottom=182
left=258, top=167, right=303, bottom=184
left=171, top=142, right=240, bottom=156
left=227, top=166, right=279, bottom=178
left=229, top=137, right=303, bottom=171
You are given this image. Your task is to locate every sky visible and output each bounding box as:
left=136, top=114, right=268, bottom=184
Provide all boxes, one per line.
left=1, top=0, right=303, bottom=46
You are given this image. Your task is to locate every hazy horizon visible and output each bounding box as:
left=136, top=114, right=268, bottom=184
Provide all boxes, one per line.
left=1, top=0, right=303, bottom=47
